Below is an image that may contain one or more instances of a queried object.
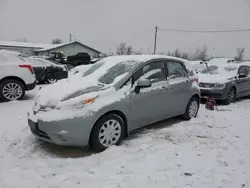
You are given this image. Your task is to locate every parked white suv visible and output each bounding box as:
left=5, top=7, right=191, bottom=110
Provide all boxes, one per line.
left=0, top=50, right=36, bottom=101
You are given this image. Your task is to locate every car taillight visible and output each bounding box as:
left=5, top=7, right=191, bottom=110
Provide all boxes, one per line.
left=19, top=64, right=34, bottom=74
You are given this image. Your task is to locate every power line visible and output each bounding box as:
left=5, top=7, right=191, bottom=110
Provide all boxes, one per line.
left=158, top=27, right=250, bottom=33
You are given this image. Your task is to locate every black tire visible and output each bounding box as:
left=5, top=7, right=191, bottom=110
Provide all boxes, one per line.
left=182, top=97, right=199, bottom=120
left=0, top=79, right=25, bottom=102
left=224, top=88, right=236, bottom=105
left=90, top=113, right=125, bottom=152
left=45, top=73, right=57, bottom=84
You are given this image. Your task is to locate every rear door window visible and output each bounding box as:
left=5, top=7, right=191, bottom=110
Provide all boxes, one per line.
left=166, top=61, right=186, bottom=78
left=132, top=60, right=166, bottom=84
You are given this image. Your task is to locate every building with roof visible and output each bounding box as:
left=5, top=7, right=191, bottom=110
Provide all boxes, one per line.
left=0, top=41, right=101, bottom=58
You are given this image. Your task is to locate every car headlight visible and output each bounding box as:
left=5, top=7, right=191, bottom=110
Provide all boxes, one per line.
left=56, top=95, right=98, bottom=110
left=214, top=83, right=226, bottom=89
left=83, top=96, right=97, bottom=105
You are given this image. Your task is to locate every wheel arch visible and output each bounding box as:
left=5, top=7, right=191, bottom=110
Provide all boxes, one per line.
left=0, top=76, right=26, bottom=89
left=189, top=94, right=200, bottom=107
left=89, top=110, right=128, bottom=145
left=231, top=85, right=237, bottom=93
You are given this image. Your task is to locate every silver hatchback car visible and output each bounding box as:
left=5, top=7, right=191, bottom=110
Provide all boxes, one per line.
left=28, top=55, right=200, bottom=151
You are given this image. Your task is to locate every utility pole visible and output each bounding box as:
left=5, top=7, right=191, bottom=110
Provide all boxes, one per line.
left=70, top=34, right=72, bottom=42
left=153, top=26, right=158, bottom=54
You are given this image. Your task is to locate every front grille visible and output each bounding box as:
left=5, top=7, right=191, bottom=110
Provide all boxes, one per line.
left=199, top=82, right=215, bottom=88
left=201, top=92, right=222, bottom=98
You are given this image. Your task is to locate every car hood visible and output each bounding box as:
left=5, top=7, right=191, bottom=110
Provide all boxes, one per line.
left=198, top=73, right=234, bottom=84
left=35, top=76, right=108, bottom=107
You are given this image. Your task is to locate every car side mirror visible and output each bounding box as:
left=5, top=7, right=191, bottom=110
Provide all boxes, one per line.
left=238, top=73, right=247, bottom=79
left=134, top=79, right=152, bottom=94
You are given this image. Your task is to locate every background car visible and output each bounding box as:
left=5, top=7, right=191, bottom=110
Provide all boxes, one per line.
left=189, top=60, right=206, bottom=73
left=0, top=50, right=36, bottom=101
left=198, top=63, right=250, bottom=104
left=28, top=55, right=200, bottom=152
left=26, top=57, right=68, bottom=84
left=208, top=58, right=236, bottom=64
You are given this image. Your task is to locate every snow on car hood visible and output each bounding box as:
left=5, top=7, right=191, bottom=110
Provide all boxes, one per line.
left=198, top=73, right=234, bottom=84
left=35, top=76, right=106, bottom=107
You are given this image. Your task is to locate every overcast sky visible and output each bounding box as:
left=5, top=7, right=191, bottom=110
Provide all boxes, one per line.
left=1, top=0, right=250, bottom=59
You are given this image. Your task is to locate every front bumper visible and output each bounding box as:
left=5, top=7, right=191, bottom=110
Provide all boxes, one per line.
left=26, top=81, right=37, bottom=91
left=27, top=110, right=95, bottom=147
left=200, top=88, right=228, bottom=100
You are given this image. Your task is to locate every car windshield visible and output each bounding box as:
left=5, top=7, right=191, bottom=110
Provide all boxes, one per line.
left=200, top=65, right=238, bottom=75
left=98, top=61, right=137, bottom=84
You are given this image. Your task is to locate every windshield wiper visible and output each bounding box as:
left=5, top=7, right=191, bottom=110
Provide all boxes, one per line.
left=204, top=61, right=213, bottom=75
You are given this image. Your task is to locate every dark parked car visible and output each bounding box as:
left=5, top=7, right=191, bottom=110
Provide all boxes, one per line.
left=26, top=58, right=68, bottom=84
left=198, top=63, right=250, bottom=104
left=67, top=52, right=91, bottom=66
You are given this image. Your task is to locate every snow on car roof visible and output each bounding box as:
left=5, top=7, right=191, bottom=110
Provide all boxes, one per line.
left=0, top=41, right=54, bottom=49
left=100, top=55, right=188, bottom=63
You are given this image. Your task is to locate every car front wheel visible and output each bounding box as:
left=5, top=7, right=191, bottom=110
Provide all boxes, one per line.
left=45, top=73, right=57, bottom=84
left=0, top=79, right=25, bottom=101
left=224, top=88, right=236, bottom=105
left=182, top=97, right=199, bottom=120
left=90, top=114, right=125, bottom=152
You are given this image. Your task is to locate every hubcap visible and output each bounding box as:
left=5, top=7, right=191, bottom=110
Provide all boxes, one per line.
left=99, top=119, right=121, bottom=147
left=189, top=100, right=198, bottom=118
left=2, top=83, right=23, bottom=100
left=47, top=77, right=57, bottom=83
left=228, top=90, right=235, bottom=103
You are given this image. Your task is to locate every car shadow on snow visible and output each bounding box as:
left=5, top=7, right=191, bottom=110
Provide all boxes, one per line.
left=36, top=141, right=96, bottom=158
left=35, top=117, right=181, bottom=158
left=127, top=117, right=181, bottom=140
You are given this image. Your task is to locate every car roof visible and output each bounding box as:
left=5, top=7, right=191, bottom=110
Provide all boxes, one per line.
left=101, top=55, right=188, bottom=64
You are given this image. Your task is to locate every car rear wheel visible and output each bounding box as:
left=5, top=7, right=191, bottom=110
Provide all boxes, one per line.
left=224, top=88, right=236, bottom=105
left=182, top=97, right=199, bottom=120
left=0, top=79, right=25, bottom=101
left=45, top=73, right=57, bottom=84
left=90, top=114, right=125, bottom=152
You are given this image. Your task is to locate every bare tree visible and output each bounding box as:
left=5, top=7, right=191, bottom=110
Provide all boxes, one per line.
left=167, top=49, right=189, bottom=60
left=191, top=46, right=208, bottom=61
left=116, top=42, right=133, bottom=55
left=52, top=38, right=63, bottom=44
left=235, top=48, right=245, bottom=61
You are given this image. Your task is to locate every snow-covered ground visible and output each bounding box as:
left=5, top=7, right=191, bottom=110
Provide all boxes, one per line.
left=0, top=86, right=250, bottom=188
